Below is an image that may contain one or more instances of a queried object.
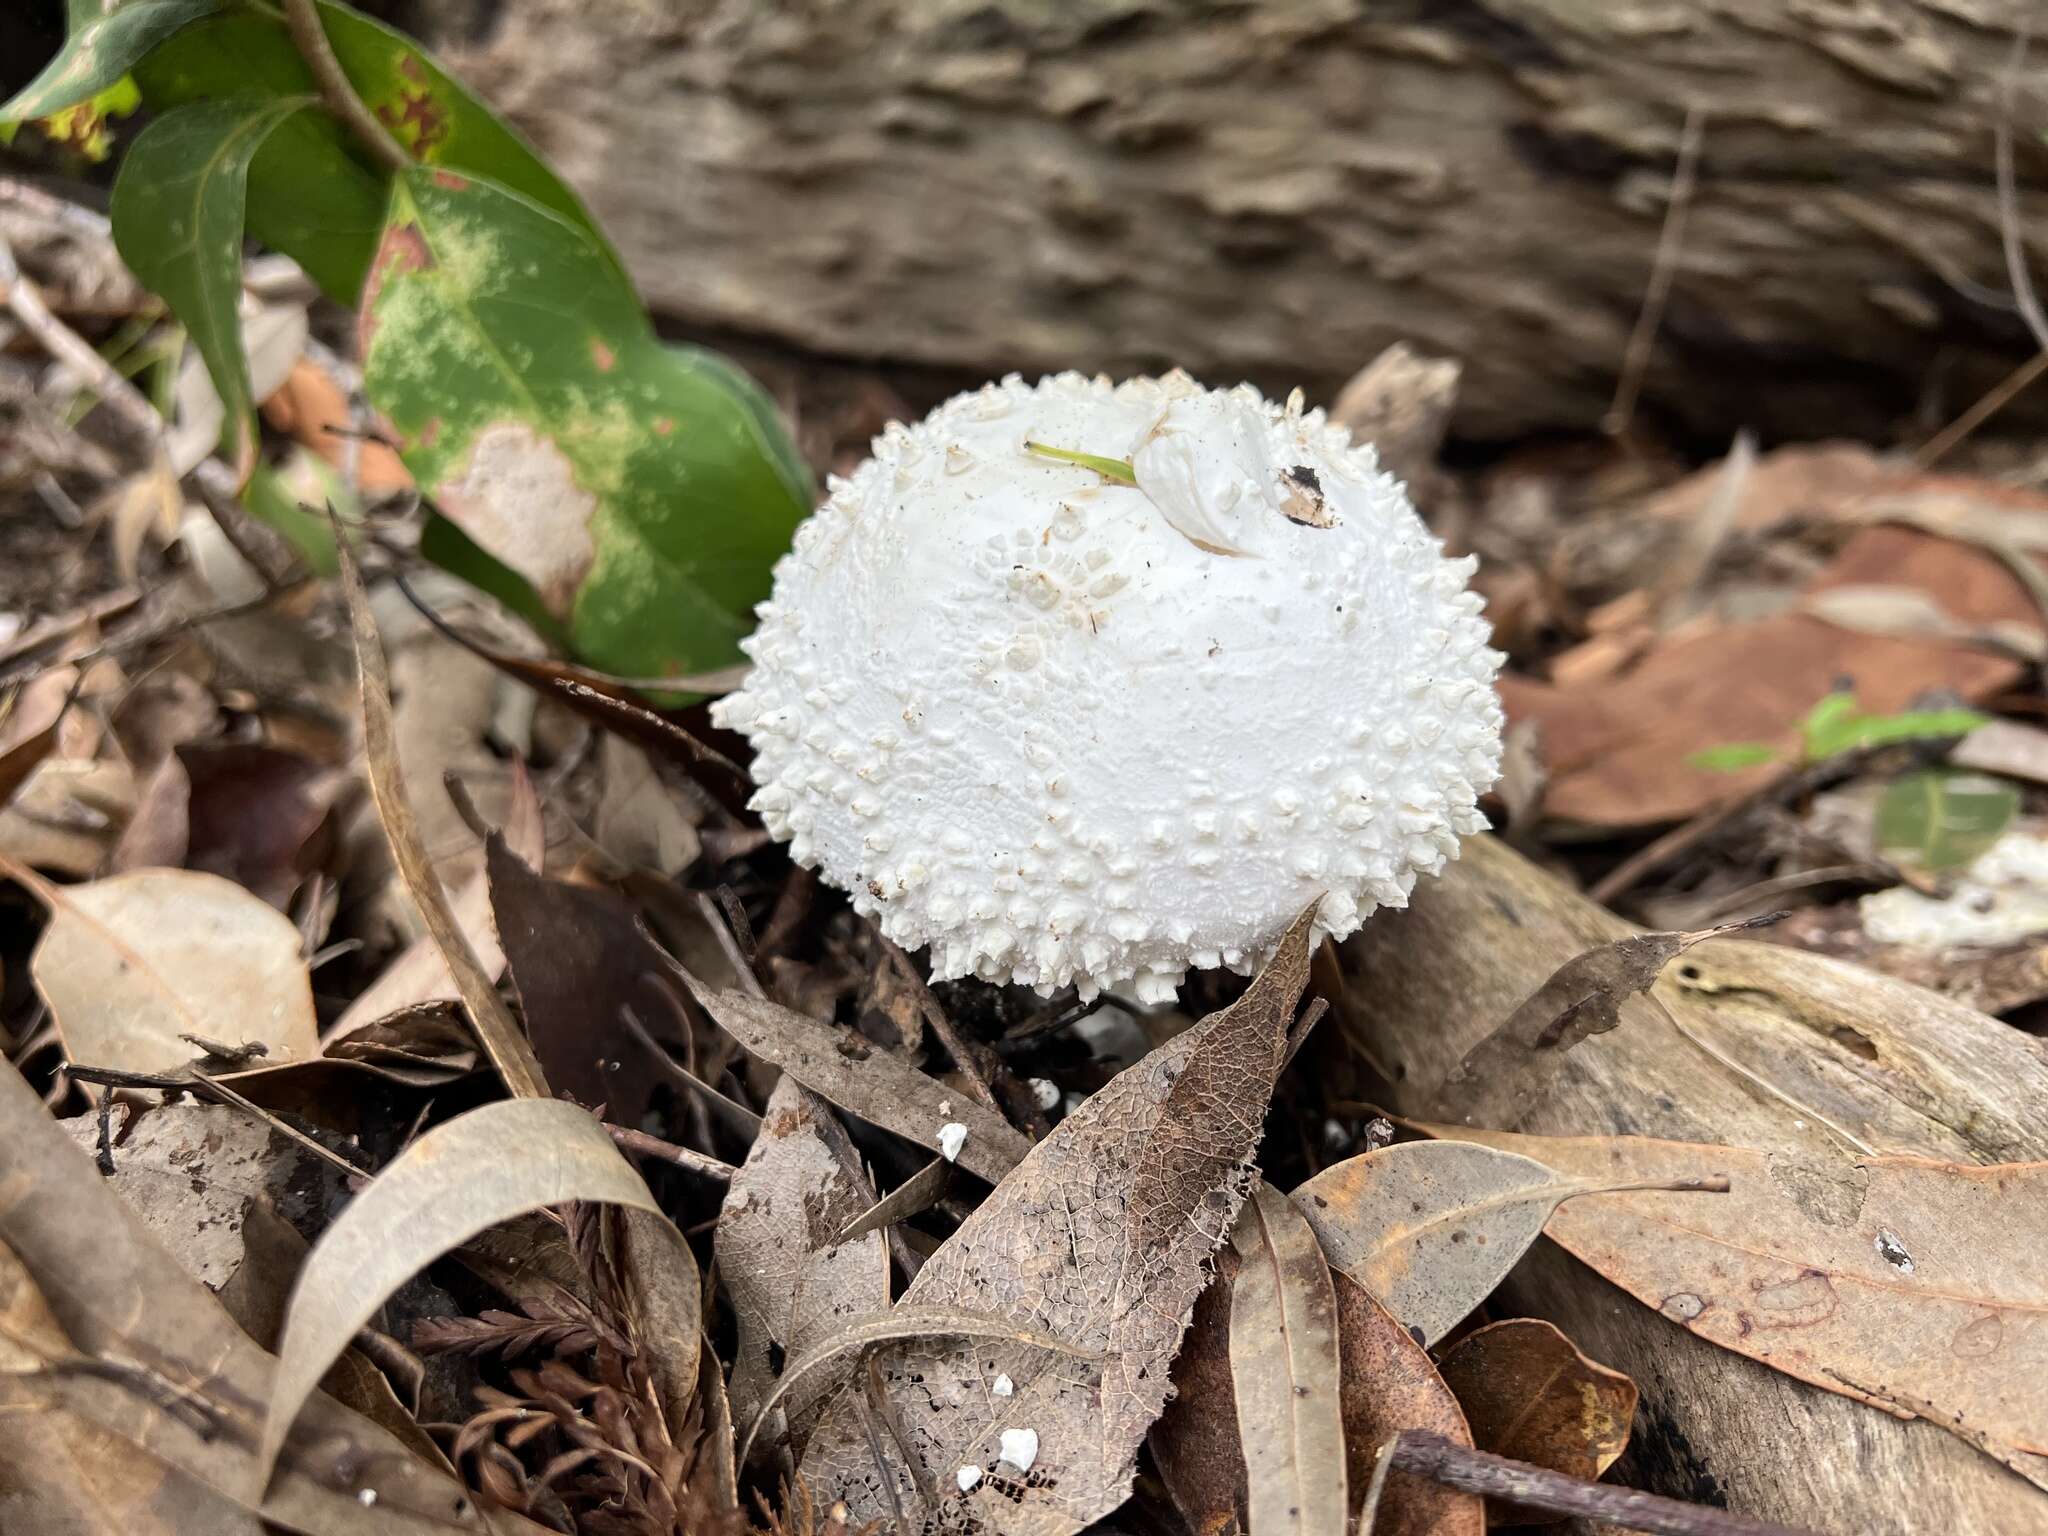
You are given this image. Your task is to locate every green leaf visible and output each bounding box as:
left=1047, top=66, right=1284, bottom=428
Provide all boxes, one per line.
left=1801, top=695, right=1988, bottom=762
left=111, top=95, right=313, bottom=472
left=361, top=169, right=810, bottom=684
left=1686, top=742, right=1780, bottom=773
left=1875, top=769, right=2017, bottom=874
left=241, top=459, right=341, bottom=577
left=134, top=0, right=618, bottom=303
left=1, top=0, right=220, bottom=123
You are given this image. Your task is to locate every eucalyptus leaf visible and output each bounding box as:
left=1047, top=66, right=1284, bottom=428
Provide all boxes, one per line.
left=258, top=1097, right=670, bottom=1480
left=112, top=95, right=313, bottom=473
left=1, top=0, right=220, bottom=123
left=359, top=169, right=811, bottom=681
left=1875, top=769, right=2018, bottom=874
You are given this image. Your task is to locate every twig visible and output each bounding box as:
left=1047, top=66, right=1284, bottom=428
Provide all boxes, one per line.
left=617, top=1005, right=763, bottom=1134
left=281, top=0, right=410, bottom=174
left=0, top=232, right=164, bottom=446
left=1604, top=103, right=1707, bottom=437
left=1993, top=21, right=2048, bottom=357
left=1914, top=348, right=2048, bottom=469
left=1589, top=743, right=1896, bottom=907
left=877, top=927, right=1002, bottom=1113
left=603, top=1123, right=736, bottom=1182
left=1388, top=1430, right=1819, bottom=1536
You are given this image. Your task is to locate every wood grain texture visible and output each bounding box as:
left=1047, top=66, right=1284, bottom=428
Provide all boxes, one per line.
left=1337, top=833, right=2048, bottom=1535
left=408, top=0, right=2048, bottom=443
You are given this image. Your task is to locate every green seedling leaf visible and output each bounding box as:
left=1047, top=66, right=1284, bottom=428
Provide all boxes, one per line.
left=2, top=0, right=220, bottom=123
left=1025, top=439, right=1139, bottom=484
left=1801, top=692, right=1987, bottom=762
left=112, top=95, right=313, bottom=475
left=1875, top=769, right=2018, bottom=874
left=1687, top=741, right=1780, bottom=773
left=258, top=1097, right=670, bottom=1481
left=136, top=0, right=618, bottom=302
left=360, top=169, right=810, bottom=682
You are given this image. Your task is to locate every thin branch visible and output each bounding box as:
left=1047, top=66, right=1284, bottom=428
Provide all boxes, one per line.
left=1914, top=348, right=2048, bottom=469
left=1604, top=104, right=1707, bottom=437
left=1388, top=1431, right=1818, bottom=1536
left=1993, top=21, right=2048, bottom=357
left=282, top=0, right=410, bottom=174
left=603, top=1123, right=737, bottom=1182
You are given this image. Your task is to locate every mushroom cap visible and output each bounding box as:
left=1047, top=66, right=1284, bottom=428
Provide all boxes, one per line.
left=712, top=372, right=1504, bottom=1003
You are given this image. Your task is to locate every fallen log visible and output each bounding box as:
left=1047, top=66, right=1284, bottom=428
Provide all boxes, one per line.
left=1337, top=833, right=2048, bottom=1536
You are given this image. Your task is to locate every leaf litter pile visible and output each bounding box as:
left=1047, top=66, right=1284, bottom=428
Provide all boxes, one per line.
left=5, top=49, right=2048, bottom=1536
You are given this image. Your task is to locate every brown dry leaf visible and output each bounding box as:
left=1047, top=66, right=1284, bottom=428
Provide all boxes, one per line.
left=1228, top=1181, right=1345, bottom=1536
left=175, top=743, right=340, bottom=910
left=0, top=1238, right=269, bottom=1536
left=1291, top=1140, right=1726, bottom=1347
left=716, top=1078, right=889, bottom=1466
left=593, top=734, right=701, bottom=876
left=0, top=756, right=137, bottom=875
left=679, top=971, right=1032, bottom=1184
left=57, top=1102, right=341, bottom=1340
left=1417, top=1124, right=2048, bottom=1463
left=1434, top=1318, right=1637, bottom=1508
left=1507, top=523, right=2038, bottom=826
left=13, top=863, right=318, bottom=1076
left=1333, top=1274, right=1484, bottom=1536
left=336, top=529, right=549, bottom=1099
left=0, top=1057, right=521, bottom=1532
left=260, top=1097, right=670, bottom=1478
left=484, top=829, right=672, bottom=1123
left=261, top=354, right=414, bottom=494
left=1149, top=1249, right=1248, bottom=1536
left=1428, top=918, right=1765, bottom=1130
left=797, top=904, right=1321, bottom=1535
left=0, top=676, right=72, bottom=809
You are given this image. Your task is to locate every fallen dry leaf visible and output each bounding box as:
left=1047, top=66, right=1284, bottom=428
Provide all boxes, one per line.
left=1150, top=1248, right=1248, bottom=1536
left=0, top=1057, right=513, bottom=1532
left=1507, top=524, right=2039, bottom=826
left=716, top=1078, right=889, bottom=1467
left=13, top=862, right=318, bottom=1076
left=484, top=829, right=673, bottom=1124
left=1333, top=1273, right=1484, bottom=1536
left=1434, top=1318, right=1637, bottom=1509
left=1292, top=1140, right=1727, bottom=1347
left=1229, top=1181, right=1346, bottom=1536
left=1428, top=918, right=1766, bottom=1130
left=0, top=1237, right=269, bottom=1535
left=679, top=971, right=1032, bottom=1184
left=260, top=1096, right=671, bottom=1478
left=796, top=904, right=1320, bottom=1535
left=175, top=743, right=339, bottom=910
left=57, top=1101, right=341, bottom=1339
left=1418, top=1124, right=2048, bottom=1463
left=336, top=526, right=549, bottom=1099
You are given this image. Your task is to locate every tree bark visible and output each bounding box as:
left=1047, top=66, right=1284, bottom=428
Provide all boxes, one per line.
left=1335, top=834, right=2048, bottom=1536
left=404, top=0, right=2048, bottom=444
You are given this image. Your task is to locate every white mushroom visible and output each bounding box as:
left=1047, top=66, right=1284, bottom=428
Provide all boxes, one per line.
left=712, top=371, right=1504, bottom=1003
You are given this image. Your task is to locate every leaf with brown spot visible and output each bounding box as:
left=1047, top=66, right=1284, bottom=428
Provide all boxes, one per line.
left=1291, top=1140, right=1727, bottom=1348
left=1434, top=1318, right=1636, bottom=1518
left=716, top=1077, right=890, bottom=1465
left=797, top=904, right=1322, bottom=1536
left=1335, top=1274, right=1485, bottom=1536
left=1229, top=1181, right=1346, bottom=1536
left=1414, top=1124, right=2048, bottom=1465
